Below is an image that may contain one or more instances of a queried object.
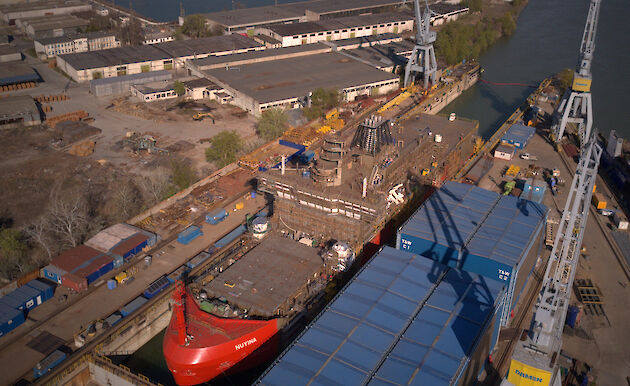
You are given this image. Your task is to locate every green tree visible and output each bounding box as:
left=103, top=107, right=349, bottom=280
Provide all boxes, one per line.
left=205, top=131, right=242, bottom=168
left=181, top=15, right=225, bottom=38
left=303, top=88, right=340, bottom=120
left=257, top=108, right=289, bottom=141
left=173, top=80, right=186, bottom=96
left=0, top=228, right=29, bottom=280
left=170, top=158, right=197, bottom=190
left=500, top=12, right=516, bottom=36
left=466, top=0, right=482, bottom=12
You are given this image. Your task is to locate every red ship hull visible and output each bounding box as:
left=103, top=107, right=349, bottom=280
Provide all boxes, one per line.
left=163, top=289, right=279, bottom=385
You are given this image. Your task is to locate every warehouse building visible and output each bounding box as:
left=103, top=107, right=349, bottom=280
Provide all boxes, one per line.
left=34, top=32, right=119, bottom=58
left=255, top=12, right=414, bottom=47
left=130, top=80, right=177, bottom=102
left=57, top=34, right=263, bottom=82
left=188, top=51, right=399, bottom=115
left=0, top=62, right=40, bottom=86
left=89, top=70, right=172, bottom=97
left=333, top=39, right=416, bottom=72
left=0, top=44, right=21, bottom=62
left=0, top=0, right=91, bottom=24
left=204, top=0, right=407, bottom=33
left=0, top=95, right=42, bottom=129
left=21, top=14, right=88, bottom=39
left=396, top=181, right=548, bottom=326
left=500, top=122, right=536, bottom=149
left=259, top=246, right=505, bottom=386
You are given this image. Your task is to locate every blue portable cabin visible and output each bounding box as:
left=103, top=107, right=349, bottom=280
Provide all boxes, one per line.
left=41, top=265, right=66, bottom=285
left=214, top=225, right=247, bottom=249
left=120, top=296, right=148, bottom=317
left=500, top=123, right=536, bottom=149
left=257, top=246, right=505, bottom=386
left=396, top=181, right=547, bottom=325
left=299, top=150, right=315, bottom=164
left=177, top=225, right=202, bottom=245
left=25, top=280, right=54, bottom=302
left=520, top=177, right=547, bottom=204
left=33, top=349, right=66, bottom=379
left=0, top=281, right=52, bottom=312
left=143, top=276, right=171, bottom=299
left=206, top=208, right=228, bottom=225
left=185, top=251, right=211, bottom=269
left=0, top=302, right=25, bottom=337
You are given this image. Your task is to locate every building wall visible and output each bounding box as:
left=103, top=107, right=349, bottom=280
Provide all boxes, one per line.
left=494, top=149, right=513, bottom=160
left=143, top=36, right=174, bottom=45
left=130, top=86, right=176, bottom=102
left=1, top=4, right=92, bottom=23
left=257, top=19, right=413, bottom=47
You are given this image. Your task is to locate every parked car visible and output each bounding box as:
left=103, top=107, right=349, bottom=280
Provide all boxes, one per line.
left=520, top=153, right=538, bottom=161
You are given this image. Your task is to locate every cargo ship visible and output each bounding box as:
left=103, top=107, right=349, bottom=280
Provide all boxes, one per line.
left=163, top=112, right=480, bottom=385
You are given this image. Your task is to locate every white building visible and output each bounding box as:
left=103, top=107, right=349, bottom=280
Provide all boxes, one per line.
left=256, top=12, right=414, bottom=48
left=143, top=30, right=174, bottom=45
left=34, top=32, right=119, bottom=58
left=131, top=80, right=177, bottom=102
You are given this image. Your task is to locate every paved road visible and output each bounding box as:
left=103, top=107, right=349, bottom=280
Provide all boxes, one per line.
left=0, top=195, right=265, bottom=384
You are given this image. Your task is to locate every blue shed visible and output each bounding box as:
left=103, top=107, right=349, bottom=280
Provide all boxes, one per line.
left=25, top=280, right=54, bottom=302
left=42, top=265, right=66, bottom=285
left=500, top=123, right=536, bottom=149
left=0, top=302, right=25, bottom=336
left=520, top=178, right=547, bottom=204
left=258, top=247, right=505, bottom=386
left=177, top=225, right=202, bottom=245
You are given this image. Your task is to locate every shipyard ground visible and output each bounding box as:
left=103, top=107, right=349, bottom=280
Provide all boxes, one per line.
left=0, top=195, right=265, bottom=384
left=475, top=132, right=630, bottom=385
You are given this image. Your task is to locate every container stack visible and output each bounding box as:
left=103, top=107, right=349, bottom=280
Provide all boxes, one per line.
left=0, top=280, right=54, bottom=336
left=49, top=245, right=114, bottom=292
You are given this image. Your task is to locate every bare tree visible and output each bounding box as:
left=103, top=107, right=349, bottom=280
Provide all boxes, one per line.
left=23, top=216, right=55, bottom=260
left=139, top=168, right=173, bottom=206
left=48, top=189, right=90, bottom=248
left=112, top=181, right=142, bottom=220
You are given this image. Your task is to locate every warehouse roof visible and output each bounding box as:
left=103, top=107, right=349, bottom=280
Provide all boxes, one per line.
left=0, top=0, right=88, bottom=13
left=36, top=31, right=116, bottom=45
left=89, top=70, right=171, bottom=87
left=204, top=52, right=399, bottom=104
left=51, top=245, right=103, bottom=272
left=27, top=16, right=88, bottom=33
left=156, top=34, right=262, bottom=58
left=264, top=12, right=412, bottom=37
left=501, top=123, right=536, bottom=146
left=0, top=95, right=40, bottom=117
left=329, top=32, right=402, bottom=48
left=58, top=45, right=169, bottom=70
left=203, top=235, right=323, bottom=317
left=259, top=246, right=504, bottom=385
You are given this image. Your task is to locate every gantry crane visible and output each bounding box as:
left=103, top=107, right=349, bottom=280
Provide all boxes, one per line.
left=403, top=0, right=437, bottom=88
left=551, top=0, right=601, bottom=146
left=506, top=132, right=603, bottom=386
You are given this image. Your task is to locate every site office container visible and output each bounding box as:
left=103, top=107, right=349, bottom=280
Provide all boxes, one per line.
left=61, top=272, right=88, bottom=293
left=0, top=302, right=25, bottom=336
left=33, top=349, right=66, bottom=379
left=110, top=233, right=149, bottom=259
left=0, top=281, right=52, bottom=312
left=120, top=296, right=148, bottom=317
left=177, top=225, right=202, bottom=245
left=592, top=192, right=607, bottom=210
left=41, top=265, right=66, bottom=285
left=143, top=276, right=171, bottom=299
left=25, top=280, right=54, bottom=302
left=185, top=251, right=211, bottom=269
left=214, top=224, right=247, bottom=249
left=206, top=208, right=228, bottom=225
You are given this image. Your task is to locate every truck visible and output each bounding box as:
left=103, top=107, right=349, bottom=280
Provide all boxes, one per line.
left=520, top=153, right=538, bottom=161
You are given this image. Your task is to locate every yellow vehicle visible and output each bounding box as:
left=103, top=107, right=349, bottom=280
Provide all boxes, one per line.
left=193, top=112, right=215, bottom=122
left=115, top=271, right=131, bottom=284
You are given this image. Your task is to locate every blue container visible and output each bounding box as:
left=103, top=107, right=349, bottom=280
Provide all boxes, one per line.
left=566, top=305, right=580, bottom=328
left=2, top=285, right=43, bottom=311
left=107, top=279, right=117, bottom=290
left=250, top=191, right=256, bottom=199
left=300, top=150, right=315, bottom=164
left=26, top=280, right=54, bottom=302
left=33, top=350, right=66, bottom=379
left=206, top=208, right=228, bottom=225
left=120, top=296, right=148, bottom=317
left=42, top=265, right=66, bottom=285
left=167, top=266, right=190, bottom=283
left=214, top=225, right=247, bottom=249
left=104, top=312, right=122, bottom=327
left=177, top=226, right=202, bottom=245
left=143, top=276, right=171, bottom=299
left=186, top=251, right=211, bottom=269
left=0, top=302, right=25, bottom=336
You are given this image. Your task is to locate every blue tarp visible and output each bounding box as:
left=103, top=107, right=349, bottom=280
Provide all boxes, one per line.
left=258, top=247, right=504, bottom=386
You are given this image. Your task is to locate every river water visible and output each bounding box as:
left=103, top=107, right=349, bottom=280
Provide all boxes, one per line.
left=123, top=0, right=630, bottom=383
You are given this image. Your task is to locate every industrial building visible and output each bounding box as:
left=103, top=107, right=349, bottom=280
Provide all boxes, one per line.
left=56, top=34, right=263, bottom=82
left=0, top=44, right=21, bottom=62
left=20, top=14, right=88, bottom=39
left=259, top=246, right=506, bottom=386
left=189, top=52, right=399, bottom=114
left=130, top=80, right=177, bottom=102
left=255, top=12, right=414, bottom=47
left=89, top=70, right=172, bottom=97
left=0, top=0, right=91, bottom=24
left=34, top=32, right=119, bottom=58
left=203, top=0, right=407, bottom=33
left=333, top=39, right=416, bottom=72
left=182, top=77, right=224, bottom=100
left=500, top=122, right=536, bottom=149
left=0, top=95, right=42, bottom=129
left=396, top=181, right=548, bottom=325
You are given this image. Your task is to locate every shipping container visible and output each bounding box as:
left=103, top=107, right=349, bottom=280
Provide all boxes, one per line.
left=214, top=225, right=247, bottom=249
left=104, top=312, right=122, bottom=327
left=120, top=296, right=148, bottom=317
left=167, top=266, right=190, bottom=283
left=25, top=280, right=53, bottom=302
left=33, top=349, right=66, bottom=379
left=185, top=251, right=211, bottom=269
left=177, top=226, right=202, bottom=245
left=143, top=276, right=171, bottom=299
left=61, top=272, right=88, bottom=293
left=0, top=282, right=49, bottom=311
left=520, top=178, right=546, bottom=204
left=0, top=302, right=25, bottom=336
left=41, top=265, right=66, bottom=285
left=592, top=192, right=607, bottom=209
left=110, top=233, right=149, bottom=259
left=206, top=208, right=228, bottom=225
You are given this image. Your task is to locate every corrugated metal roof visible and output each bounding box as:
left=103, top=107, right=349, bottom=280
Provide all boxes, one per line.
left=258, top=247, right=504, bottom=386
left=89, top=70, right=171, bottom=87
left=51, top=245, right=102, bottom=272
left=109, top=233, right=148, bottom=256
left=501, top=123, right=535, bottom=145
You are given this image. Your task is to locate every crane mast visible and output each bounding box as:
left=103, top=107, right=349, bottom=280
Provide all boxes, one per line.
left=403, top=0, right=437, bottom=88
left=507, top=132, right=603, bottom=385
left=552, top=0, right=601, bottom=146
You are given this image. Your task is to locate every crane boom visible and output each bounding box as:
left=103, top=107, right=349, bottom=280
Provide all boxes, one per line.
left=578, top=0, right=601, bottom=76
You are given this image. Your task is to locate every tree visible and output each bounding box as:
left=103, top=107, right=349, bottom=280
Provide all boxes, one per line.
left=257, top=108, right=289, bottom=141
left=139, top=168, right=174, bottom=205
left=170, top=158, right=197, bottom=190
left=47, top=189, right=90, bottom=248
left=173, top=80, right=186, bottom=97
left=120, top=17, right=144, bottom=45
left=23, top=217, right=54, bottom=260
left=110, top=181, right=143, bottom=221
left=303, top=88, right=339, bottom=120
left=182, top=15, right=208, bottom=38
left=205, top=131, right=242, bottom=168
left=466, top=0, right=482, bottom=12
left=558, top=68, right=574, bottom=90
left=0, top=228, right=29, bottom=280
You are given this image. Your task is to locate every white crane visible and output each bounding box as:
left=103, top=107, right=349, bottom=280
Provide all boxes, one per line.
left=403, top=0, right=437, bottom=88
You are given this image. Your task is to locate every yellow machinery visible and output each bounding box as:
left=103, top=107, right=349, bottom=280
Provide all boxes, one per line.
left=505, top=165, right=520, bottom=177
left=377, top=85, right=417, bottom=114
left=193, top=112, right=215, bottom=121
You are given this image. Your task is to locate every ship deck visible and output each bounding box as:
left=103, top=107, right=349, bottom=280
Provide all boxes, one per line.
left=202, top=235, right=324, bottom=317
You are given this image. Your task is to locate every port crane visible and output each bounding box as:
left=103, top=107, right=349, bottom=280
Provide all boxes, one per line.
left=551, top=0, right=601, bottom=146
left=403, top=0, right=437, bottom=88
left=506, top=131, right=602, bottom=385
